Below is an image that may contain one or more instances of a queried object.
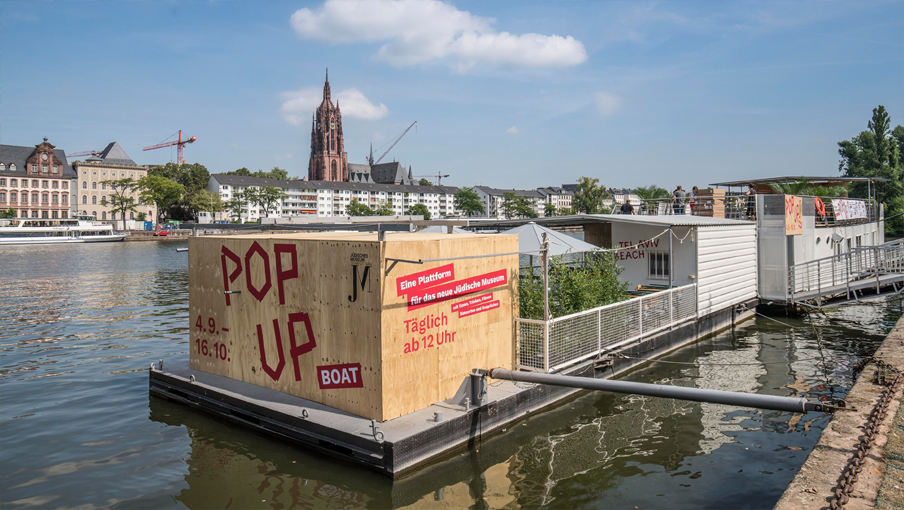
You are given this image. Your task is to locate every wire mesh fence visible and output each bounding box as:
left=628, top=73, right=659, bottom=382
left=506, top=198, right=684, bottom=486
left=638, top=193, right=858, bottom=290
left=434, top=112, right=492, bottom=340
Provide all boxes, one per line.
left=515, top=284, right=697, bottom=372
left=789, top=239, right=904, bottom=297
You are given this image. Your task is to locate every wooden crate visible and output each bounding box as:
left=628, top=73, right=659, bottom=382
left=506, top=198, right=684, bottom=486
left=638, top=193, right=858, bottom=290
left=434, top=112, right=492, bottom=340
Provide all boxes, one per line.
left=188, top=232, right=518, bottom=421
left=693, top=189, right=725, bottom=217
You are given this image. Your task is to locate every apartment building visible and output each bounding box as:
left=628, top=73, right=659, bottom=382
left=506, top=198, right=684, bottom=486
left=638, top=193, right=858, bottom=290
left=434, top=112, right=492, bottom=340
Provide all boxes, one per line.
left=473, top=186, right=545, bottom=220
left=204, top=174, right=461, bottom=222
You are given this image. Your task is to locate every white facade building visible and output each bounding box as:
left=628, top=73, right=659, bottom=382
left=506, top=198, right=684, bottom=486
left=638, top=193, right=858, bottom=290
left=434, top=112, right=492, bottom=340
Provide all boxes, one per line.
left=204, top=175, right=461, bottom=222
left=474, top=186, right=545, bottom=220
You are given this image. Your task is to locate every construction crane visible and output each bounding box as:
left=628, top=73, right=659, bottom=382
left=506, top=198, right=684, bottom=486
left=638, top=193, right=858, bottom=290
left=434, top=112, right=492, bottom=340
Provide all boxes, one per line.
left=374, top=121, right=416, bottom=165
left=415, top=173, right=450, bottom=185
left=67, top=150, right=102, bottom=158
left=143, top=130, right=196, bottom=166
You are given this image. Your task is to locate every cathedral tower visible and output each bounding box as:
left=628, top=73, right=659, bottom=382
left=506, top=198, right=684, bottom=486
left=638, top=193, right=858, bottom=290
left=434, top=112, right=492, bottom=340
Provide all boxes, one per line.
left=307, top=69, right=348, bottom=181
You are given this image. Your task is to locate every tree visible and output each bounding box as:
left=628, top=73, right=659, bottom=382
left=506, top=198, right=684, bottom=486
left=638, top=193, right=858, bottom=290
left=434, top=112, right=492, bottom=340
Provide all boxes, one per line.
left=374, top=203, right=395, bottom=216
left=418, top=178, right=432, bottom=186
left=243, top=186, right=283, bottom=218
left=839, top=105, right=904, bottom=233
left=543, top=203, right=557, bottom=217
left=227, top=167, right=253, bottom=177
left=226, top=194, right=248, bottom=222
left=100, top=178, right=139, bottom=229
left=769, top=180, right=848, bottom=197
left=148, top=162, right=211, bottom=221
left=0, top=208, right=15, bottom=219
left=137, top=212, right=147, bottom=222
left=407, top=203, right=431, bottom=220
left=137, top=175, right=184, bottom=224
left=262, top=167, right=290, bottom=181
left=572, top=176, right=609, bottom=214
left=454, top=187, right=485, bottom=217
left=346, top=199, right=374, bottom=216
left=519, top=253, right=627, bottom=320
left=192, top=190, right=227, bottom=221
left=501, top=192, right=538, bottom=219
left=633, top=185, right=670, bottom=200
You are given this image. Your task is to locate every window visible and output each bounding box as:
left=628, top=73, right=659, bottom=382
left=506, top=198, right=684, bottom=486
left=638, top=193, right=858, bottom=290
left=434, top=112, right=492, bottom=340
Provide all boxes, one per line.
left=62, top=182, right=68, bottom=189
left=32, top=165, right=37, bottom=172
left=82, top=196, right=87, bottom=205
left=52, top=195, right=58, bottom=204
left=10, top=179, right=16, bottom=186
left=32, top=180, right=38, bottom=187
left=42, top=211, right=48, bottom=219
left=32, top=193, right=38, bottom=204
left=648, top=252, right=670, bottom=280
left=52, top=166, right=58, bottom=174
left=62, top=211, right=67, bottom=219
left=101, top=196, right=106, bottom=205
left=102, top=212, right=106, bottom=220
left=130, top=212, right=134, bottom=220
left=83, top=182, right=87, bottom=189
left=52, top=211, right=58, bottom=219
left=92, top=182, right=97, bottom=190
left=62, top=195, right=67, bottom=205
left=42, top=181, right=49, bottom=189
left=42, top=165, right=48, bottom=173
left=92, top=211, right=97, bottom=218
left=42, top=194, right=48, bottom=204
left=0, top=192, right=5, bottom=203
left=52, top=181, right=58, bottom=189
left=92, top=196, right=97, bottom=205
left=10, top=192, right=16, bottom=203
left=9, top=164, right=16, bottom=171
left=0, top=164, right=4, bottom=171
left=21, top=210, right=27, bottom=218
left=101, top=183, right=106, bottom=190
left=32, top=211, right=38, bottom=218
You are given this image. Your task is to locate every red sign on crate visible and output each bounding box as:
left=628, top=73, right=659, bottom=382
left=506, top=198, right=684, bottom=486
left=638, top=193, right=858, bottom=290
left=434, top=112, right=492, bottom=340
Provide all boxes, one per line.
left=396, top=264, right=455, bottom=295
left=317, top=363, right=364, bottom=389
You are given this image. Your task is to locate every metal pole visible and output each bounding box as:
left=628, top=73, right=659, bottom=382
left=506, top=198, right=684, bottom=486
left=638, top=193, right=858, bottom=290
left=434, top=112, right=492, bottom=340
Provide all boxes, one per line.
left=541, top=233, right=550, bottom=372
left=668, top=227, right=673, bottom=289
left=488, top=369, right=836, bottom=414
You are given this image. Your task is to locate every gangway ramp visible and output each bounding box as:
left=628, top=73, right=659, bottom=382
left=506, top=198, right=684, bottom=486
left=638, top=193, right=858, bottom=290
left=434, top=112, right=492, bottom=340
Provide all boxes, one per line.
left=789, top=239, right=904, bottom=308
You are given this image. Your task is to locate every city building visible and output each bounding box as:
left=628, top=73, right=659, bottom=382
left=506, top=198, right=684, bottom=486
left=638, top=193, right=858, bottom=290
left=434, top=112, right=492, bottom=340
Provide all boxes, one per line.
left=0, top=138, right=76, bottom=219
left=308, top=70, right=348, bottom=182
left=537, top=186, right=574, bottom=213
left=473, top=186, right=545, bottom=219
left=307, top=70, right=415, bottom=185
left=204, top=174, right=460, bottom=223
left=72, top=142, right=155, bottom=224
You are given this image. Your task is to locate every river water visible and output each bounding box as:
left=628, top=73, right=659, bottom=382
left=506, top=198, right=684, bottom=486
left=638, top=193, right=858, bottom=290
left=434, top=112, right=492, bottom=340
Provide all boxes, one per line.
left=1, top=241, right=901, bottom=509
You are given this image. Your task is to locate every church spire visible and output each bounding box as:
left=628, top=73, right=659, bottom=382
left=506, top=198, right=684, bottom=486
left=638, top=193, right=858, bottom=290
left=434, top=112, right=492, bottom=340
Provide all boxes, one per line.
left=323, top=68, right=331, bottom=102
left=369, top=143, right=374, bottom=166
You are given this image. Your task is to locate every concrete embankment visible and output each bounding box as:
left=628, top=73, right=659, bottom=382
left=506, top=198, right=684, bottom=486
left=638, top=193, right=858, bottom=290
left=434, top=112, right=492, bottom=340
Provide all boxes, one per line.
left=774, top=316, right=904, bottom=510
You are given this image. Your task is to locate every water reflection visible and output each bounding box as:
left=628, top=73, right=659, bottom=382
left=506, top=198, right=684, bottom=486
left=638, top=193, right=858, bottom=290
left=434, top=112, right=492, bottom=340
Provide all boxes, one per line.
left=1, top=241, right=901, bottom=509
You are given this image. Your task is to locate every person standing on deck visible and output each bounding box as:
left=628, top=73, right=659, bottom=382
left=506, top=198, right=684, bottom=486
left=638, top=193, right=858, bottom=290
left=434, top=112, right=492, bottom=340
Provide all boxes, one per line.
left=671, top=186, right=687, bottom=215
left=620, top=201, right=635, bottom=215
left=745, top=184, right=757, bottom=220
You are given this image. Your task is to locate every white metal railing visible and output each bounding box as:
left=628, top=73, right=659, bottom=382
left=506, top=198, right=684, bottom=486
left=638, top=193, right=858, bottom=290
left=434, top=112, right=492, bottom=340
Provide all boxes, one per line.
left=788, top=239, right=904, bottom=300
left=515, top=284, right=697, bottom=373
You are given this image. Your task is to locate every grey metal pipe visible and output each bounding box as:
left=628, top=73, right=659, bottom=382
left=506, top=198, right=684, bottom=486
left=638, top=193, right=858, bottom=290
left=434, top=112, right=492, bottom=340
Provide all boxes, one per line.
left=489, top=369, right=835, bottom=414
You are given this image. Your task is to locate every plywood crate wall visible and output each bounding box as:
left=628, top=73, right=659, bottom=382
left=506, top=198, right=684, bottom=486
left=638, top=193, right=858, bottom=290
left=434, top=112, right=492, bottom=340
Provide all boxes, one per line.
left=188, top=232, right=518, bottom=421
left=694, top=189, right=725, bottom=217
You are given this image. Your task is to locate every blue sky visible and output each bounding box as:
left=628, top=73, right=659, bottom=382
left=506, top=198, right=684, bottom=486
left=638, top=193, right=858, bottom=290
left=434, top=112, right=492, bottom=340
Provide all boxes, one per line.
left=2, top=1, right=902, bottom=190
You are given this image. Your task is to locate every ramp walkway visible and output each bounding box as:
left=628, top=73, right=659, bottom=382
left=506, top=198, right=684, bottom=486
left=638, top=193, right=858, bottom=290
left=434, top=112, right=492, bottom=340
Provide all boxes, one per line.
left=789, top=239, right=904, bottom=308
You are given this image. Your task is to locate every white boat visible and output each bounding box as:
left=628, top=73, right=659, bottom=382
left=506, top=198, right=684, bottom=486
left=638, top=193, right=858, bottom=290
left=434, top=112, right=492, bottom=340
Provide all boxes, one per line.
left=0, top=215, right=128, bottom=244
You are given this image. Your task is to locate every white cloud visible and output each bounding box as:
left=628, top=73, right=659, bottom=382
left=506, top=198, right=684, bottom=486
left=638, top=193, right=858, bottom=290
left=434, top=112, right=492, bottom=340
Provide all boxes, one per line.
left=505, top=126, right=520, bottom=134
left=290, top=0, right=587, bottom=71
left=281, top=87, right=388, bottom=125
left=594, top=91, right=622, bottom=116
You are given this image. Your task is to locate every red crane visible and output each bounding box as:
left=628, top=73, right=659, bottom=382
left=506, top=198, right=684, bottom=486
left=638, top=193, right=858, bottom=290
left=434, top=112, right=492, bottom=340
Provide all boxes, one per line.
left=143, top=130, right=196, bottom=166
left=67, top=150, right=102, bottom=158
left=415, top=173, right=450, bottom=185
left=375, top=121, right=416, bottom=165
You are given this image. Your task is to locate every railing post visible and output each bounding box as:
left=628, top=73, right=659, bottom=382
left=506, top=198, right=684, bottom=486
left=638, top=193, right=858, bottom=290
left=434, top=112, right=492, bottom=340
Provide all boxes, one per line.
left=597, top=309, right=602, bottom=354
left=669, top=288, right=674, bottom=327
left=638, top=295, right=644, bottom=336
left=817, top=260, right=821, bottom=298
left=544, top=320, right=549, bottom=373
left=790, top=265, right=795, bottom=303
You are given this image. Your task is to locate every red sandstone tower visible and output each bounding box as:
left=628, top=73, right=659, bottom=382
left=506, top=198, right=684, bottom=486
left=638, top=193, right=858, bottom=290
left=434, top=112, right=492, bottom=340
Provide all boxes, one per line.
left=307, top=69, right=348, bottom=182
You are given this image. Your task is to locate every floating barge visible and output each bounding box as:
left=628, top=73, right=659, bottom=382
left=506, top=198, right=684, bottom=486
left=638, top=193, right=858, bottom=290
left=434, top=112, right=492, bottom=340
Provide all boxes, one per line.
left=150, top=219, right=763, bottom=476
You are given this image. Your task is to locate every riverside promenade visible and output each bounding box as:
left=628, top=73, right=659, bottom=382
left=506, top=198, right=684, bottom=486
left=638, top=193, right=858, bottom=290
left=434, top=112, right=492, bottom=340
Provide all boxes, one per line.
left=775, top=316, right=904, bottom=510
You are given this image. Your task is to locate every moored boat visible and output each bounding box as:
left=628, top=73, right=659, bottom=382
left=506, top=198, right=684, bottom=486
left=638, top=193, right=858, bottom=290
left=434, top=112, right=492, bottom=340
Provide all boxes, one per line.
left=0, top=215, right=128, bottom=244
